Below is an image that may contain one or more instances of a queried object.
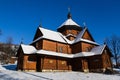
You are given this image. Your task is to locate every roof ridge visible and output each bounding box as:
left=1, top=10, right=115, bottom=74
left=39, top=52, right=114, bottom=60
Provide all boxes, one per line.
left=39, top=27, right=57, bottom=33
left=58, top=18, right=80, bottom=28
left=75, top=27, right=87, bottom=39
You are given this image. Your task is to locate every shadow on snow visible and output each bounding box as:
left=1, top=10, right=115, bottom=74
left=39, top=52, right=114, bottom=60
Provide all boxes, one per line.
left=23, top=72, right=53, bottom=80
left=2, top=64, right=17, bottom=70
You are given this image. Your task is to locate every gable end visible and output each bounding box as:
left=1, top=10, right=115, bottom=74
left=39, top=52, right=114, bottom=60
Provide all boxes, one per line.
left=82, top=29, right=95, bottom=42
left=33, top=28, right=43, bottom=41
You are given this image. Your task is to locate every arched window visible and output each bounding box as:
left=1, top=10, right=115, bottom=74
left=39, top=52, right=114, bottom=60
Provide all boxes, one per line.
left=59, top=47, right=63, bottom=53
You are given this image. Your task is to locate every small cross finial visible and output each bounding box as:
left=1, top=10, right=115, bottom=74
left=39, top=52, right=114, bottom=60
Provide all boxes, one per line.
left=39, top=24, right=42, bottom=27
left=83, top=22, right=87, bottom=27
left=39, top=19, right=42, bottom=27
left=67, top=7, right=72, bottom=19
left=68, top=7, right=70, bottom=13
left=20, top=38, right=24, bottom=44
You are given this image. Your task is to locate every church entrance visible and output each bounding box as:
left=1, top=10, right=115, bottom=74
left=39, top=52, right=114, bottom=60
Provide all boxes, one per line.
left=71, top=58, right=82, bottom=71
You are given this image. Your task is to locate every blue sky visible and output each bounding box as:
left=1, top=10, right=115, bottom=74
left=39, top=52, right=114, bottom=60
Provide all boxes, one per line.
left=0, top=0, right=120, bottom=44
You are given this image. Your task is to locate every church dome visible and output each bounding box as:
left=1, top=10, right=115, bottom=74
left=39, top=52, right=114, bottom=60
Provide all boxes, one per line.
left=57, top=12, right=81, bottom=32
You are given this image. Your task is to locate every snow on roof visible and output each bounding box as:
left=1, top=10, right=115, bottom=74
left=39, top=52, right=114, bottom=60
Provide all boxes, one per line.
left=58, top=33, right=74, bottom=44
left=90, top=45, right=106, bottom=55
left=37, top=50, right=73, bottom=58
left=36, top=49, right=103, bottom=58
left=75, top=28, right=87, bottom=42
left=20, top=44, right=106, bottom=58
left=36, top=49, right=92, bottom=58
left=32, top=36, right=43, bottom=44
left=74, top=28, right=99, bottom=45
left=21, top=44, right=37, bottom=54
left=38, top=27, right=67, bottom=43
left=66, top=34, right=76, bottom=38
left=75, top=45, right=106, bottom=57
left=32, top=27, right=99, bottom=45
left=80, top=38, right=99, bottom=45
left=58, top=18, right=80, bottom=28
left=74, top=52, right=95, bottom=57
left=20, top=45, right=96, bottom=58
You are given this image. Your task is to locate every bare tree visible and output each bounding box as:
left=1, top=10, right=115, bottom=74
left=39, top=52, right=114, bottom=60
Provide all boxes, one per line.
left=6, top=36, right=13, bottom=45
left=105, top=35, right=120, bottom=67
left=5, top=37, right=13, bottom=62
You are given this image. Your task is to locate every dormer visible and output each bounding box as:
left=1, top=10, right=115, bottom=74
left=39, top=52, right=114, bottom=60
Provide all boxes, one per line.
left=57, top=12, right=82, bottom=41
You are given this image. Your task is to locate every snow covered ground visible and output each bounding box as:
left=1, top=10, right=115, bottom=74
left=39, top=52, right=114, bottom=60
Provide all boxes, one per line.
left=0, top=64, right=120, bottom=80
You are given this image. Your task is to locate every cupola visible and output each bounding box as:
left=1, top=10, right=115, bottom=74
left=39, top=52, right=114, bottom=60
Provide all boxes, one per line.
left=57, top=12, right=82, bottom=40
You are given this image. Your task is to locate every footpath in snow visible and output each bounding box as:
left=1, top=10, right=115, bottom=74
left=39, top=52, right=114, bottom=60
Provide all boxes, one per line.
left=0, top=64, right=120, bottom=80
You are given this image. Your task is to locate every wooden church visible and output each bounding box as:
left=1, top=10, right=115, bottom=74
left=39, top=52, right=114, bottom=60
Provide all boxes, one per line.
left=16, top=12, right=112, bottom=72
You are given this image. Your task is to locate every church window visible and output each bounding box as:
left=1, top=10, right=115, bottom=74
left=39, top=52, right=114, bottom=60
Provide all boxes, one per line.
left=36, top=42, right=39, bottom=49
left=28, top=56, right=36, bottom=62
left=68, top=30, right=71, bottom=33
left=94, top=59, right=99, bottom=62
left=61, top=61, right=66, bottom=65
left=59, top=46, right=63, bottom=53
left=49, top=60, right=53, bottom=63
